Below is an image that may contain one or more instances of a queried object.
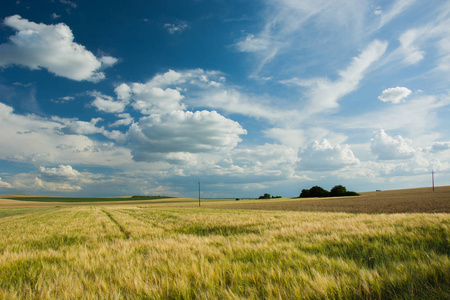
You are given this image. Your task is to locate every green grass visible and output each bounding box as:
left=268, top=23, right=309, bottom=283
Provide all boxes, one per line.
left=9, top=196, right=172, bottom=202
left=0, top=206, right=448, bottom=299
left=0, top=207, right=60, bottom=219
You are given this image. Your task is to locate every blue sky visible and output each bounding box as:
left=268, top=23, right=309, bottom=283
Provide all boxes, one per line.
left=0, top=0, right=449, bottom=198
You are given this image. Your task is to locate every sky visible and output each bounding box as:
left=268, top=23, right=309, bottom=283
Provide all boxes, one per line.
left=0, top=0, right=449, bottom=198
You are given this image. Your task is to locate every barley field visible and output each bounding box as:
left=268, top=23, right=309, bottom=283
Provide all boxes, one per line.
left=0, top=195, right=449, bottom=299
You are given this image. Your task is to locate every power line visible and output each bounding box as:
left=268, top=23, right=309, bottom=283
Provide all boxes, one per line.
left=198, top=180, right=200, bottom=207
left=431, top=170, right=435, bottom=192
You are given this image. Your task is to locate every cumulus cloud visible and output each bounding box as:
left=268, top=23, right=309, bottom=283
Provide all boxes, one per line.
left=0, top=102, right=133, bottom=169
left=115, top=83, right=132, bottom=102
left=110, top=113, right=134, bottom=127
left=0, top=178, right=12, bottom=189
left=9, top=171, right=82, bottom=192
left=378, top=86, right=412, bottom=103
left=0, top=15, right=116, bottom=81
left=228, top=144, right=298, bottom=177
left=7, top=152, right=51, bottom=163
left=39, top=164, right=80, bottom=182
left=147, top=69, right=185, bottom=87
left=91, top=94, right=126, bottom=113
left=60, top=118, right=104, bottom=135
left=127, top=110, right=246, bottom=162
left=370, top=129, right=416, bottom=160
left=430, top=141, right=450, bottom=153
left=99, top=56, right=118, bottom=67
left=113, top=69, right=284, bottom=123
left=298, top=139, right=359, bottom=171
left=131, top=85, right=185, bottom=115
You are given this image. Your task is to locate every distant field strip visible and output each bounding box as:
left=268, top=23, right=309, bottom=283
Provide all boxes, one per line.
left=7, top=196, right=172, bottom=202
left=0, top=206, right=448, bottom=299
left=0, top=207, right=60, bottom=219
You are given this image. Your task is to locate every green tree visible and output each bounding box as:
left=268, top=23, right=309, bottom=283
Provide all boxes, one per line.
left=330, top=185, right=359, bottom=197
left=299, top=189, right=310, bottom=198
left=330, top=185, right=347, bottom=197
left=309, top=186, right=329, bottom=197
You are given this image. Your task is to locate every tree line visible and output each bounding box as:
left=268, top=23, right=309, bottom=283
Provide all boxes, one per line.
left=299, top=185, right=359, bottom=198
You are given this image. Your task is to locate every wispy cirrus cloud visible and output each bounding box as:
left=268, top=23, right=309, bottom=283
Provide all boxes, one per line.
left=281, top=40, right=388, bottom=118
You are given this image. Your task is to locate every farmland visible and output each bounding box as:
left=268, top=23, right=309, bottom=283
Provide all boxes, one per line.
left=206, top=186, right=450, bottom=214
left=0, top=187, right=449, bottom=299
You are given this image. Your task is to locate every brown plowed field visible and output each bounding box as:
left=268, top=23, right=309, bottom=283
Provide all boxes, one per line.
left=206, top=186, right=450, bottom=214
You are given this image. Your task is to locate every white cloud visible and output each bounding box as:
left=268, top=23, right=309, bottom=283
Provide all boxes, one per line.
left=374, top=7, right=383, bottom=15
left=34, top=177, right=82, bottom=191
left=0, top=15, right=115, bottom=81
left=298, top=139, right=359, bottom=171
left=7, top=153, right=51, bottom=163
left=114, top=83, right=132, bottom=102
left=0, top=177, right=12, bottom=189
left=264, top=127, right=349, bottom=150
left=342, top=94, right=449, bottom=135
left=377, top=0, right=415, bottom=29
left=430, top=141, right=450, bottom=153
left=60, top=96, right=74, bottom=101
left=163, top=22, right=189, bottom=34
left=110, top=113, right=134, bottom=127
left=236, top=0, right=369, bottom=76
left=147, top=69, right=185, bottom=87
left=60, top=118, right=104, bottom=135
left=131, top=85, right=185, bottom=115
left=39, top=164, right=80, bottom=182
left=127, top=110, right=246, bottom=162
left=264, top=128, right=306, bottom=149
left=8, top=170, right=84, bottom=192
left=283, top=40, right=388, bottom=117
left=236, top=34, right=271, bottom=52
left=398, top=29, right=425, bottom=64
left=59, top=0, right=77, bottom=9
left=370, top=129, right=416, bottom=160
left=378, top=86, right=412, bottom=103
left=92, top=95, right=126, bottom=113
left=0, top=99, right=134, bottom=174
left=389, top=6, right=450, bottom=70
left=198, top=88, right=297, bottom=122
left=227, top=144, right=298, bottom=177
left=99, top=56, right=118, bottom=67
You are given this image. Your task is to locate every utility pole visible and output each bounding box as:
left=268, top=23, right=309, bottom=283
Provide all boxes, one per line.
left=198, top=180, right=201, bottom=207
left=431, top=170, right=435, bottom=192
